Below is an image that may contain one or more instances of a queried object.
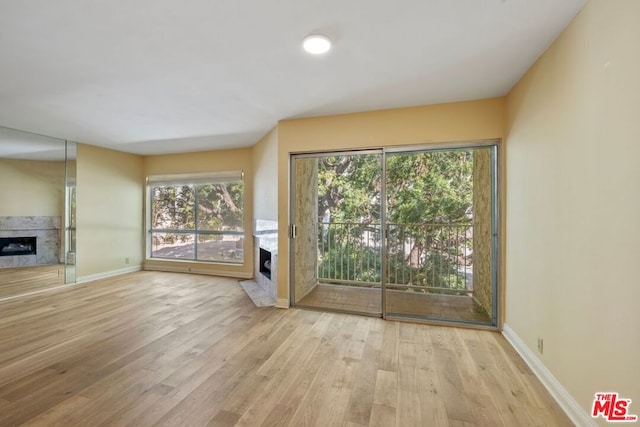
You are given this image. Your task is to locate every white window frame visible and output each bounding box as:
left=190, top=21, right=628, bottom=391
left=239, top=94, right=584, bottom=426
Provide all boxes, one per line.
left=146, top=171, right=244, bottom=264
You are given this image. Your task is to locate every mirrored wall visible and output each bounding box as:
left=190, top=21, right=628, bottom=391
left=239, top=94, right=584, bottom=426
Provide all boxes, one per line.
left=0, top=126, right=77, bottom=299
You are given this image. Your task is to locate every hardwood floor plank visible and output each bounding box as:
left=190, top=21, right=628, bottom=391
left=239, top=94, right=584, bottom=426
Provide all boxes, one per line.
left=238, top=315, right=343, bottom=426
left=154, top=311, right=301, bottom=426
left=62, top=369, right=158, bottom=427
left=466, top=392, right=505, bottom=427
left=397, top=340, right=418, bottom=393
left=0, top=397, right=10, bottom=410
left=377, top=321, right=399, bottom=372
left=373, top=370, right=397, bottom=408
left=430, top=327, right=476, bottom=424
left=0, top=271, right=573, bottom=427
left=207, top=410, right=241, bottom=427
left=418, top=391, right=450, bottom=427
left=396, top=389, right=422, bottom=426
left=344, top=322, right=381, bottom=425
left=242, top=312, right=350, bottom=426
left=0, top=265, right=64, bottom=300
left=0, top=368, right=99, bottom=426
left=255, top=311, right=322, bottom=378
left=0, top=368, right=60, bottom=401
left=286, top=356, right=344, bottom=426
left=413, top=327, right=449, bottom=426
left=18, top=394, right=91, bottom=427
left=369, top=404, right=396, bottom=427
left=100, top=383, right=175, bottom=427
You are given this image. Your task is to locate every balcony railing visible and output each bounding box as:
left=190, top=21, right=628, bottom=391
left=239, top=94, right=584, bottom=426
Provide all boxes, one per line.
left=318, top=221, right=473, bottom=294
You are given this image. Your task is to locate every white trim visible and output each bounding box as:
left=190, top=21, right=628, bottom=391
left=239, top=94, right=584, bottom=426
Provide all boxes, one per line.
left=143, top=263, right=252, bottom=279
left=502, top=324, right=596, bottom=427
left=76, top=265, right=142, bottom=284
left=275, top=298, right=290, bottom=309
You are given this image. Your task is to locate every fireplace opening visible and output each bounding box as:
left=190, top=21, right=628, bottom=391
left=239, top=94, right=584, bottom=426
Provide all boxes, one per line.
left=259, top=248, right=272, bottom=280
left=0, top=237, right=37, bottom=257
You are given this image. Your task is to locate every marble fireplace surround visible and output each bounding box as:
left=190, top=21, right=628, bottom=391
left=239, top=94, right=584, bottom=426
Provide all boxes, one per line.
left=0, top=216, right=61, bottom=268
left=253, top=219, right=278, bottom=304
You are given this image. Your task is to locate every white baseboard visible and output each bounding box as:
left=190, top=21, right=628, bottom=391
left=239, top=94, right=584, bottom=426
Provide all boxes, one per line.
left=143, top=263, right=252, bottom=279
left=502, top=324, right=596, bottom=427
left=275, top=297, right=290, bottom=309
left=76, top=265, right=142, bottom=284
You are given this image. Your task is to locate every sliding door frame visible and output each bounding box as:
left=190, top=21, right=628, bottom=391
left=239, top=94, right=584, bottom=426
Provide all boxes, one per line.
left=289, top=149, right=384, bottom=314
left=289, top=139, right=501, bottom=329
left=383, top=139, right=500, bottom=329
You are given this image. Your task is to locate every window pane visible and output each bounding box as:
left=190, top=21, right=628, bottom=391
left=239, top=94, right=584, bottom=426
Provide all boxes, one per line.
left=147, top=175, right=245, bottom=265
left=196, top=183, right=243, bottom=231
left=151, top=185, right=195, bottom=230
left=197, top=234, right=243, bottom=263
left=151, top=232, right=195, bottom=259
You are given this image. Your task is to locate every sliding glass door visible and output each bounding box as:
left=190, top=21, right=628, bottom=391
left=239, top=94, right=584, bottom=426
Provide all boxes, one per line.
left=384, top=145, right=498, bottom=325
left=290, top=142, right=499, bottom=326
left=290, top=151, right=383, bottom=315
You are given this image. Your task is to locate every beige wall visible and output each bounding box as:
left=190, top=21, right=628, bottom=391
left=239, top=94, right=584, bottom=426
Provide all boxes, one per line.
left=76, top=144, right=144, bottom=278
left=277, top=98, right=506, bottom=302
left=144, top=148, right=254, bottom=278
left=252, top=128, right=278, bottom=221
left=0, top=158, right=65, bottom=217
left=505, top=0, right=640, bottom=421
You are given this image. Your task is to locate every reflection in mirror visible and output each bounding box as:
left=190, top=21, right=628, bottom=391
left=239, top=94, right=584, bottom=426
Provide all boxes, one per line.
left=65, top=141, right=77, bottom=284
left=0, top=126, right=76, bottom=299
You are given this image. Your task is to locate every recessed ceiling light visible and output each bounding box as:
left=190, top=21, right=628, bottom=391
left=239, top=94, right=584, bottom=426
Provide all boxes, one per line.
left=303, top=34, right=332, bottom=55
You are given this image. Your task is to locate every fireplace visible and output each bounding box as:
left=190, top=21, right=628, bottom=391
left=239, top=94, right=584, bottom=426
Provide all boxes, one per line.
left=254, top=219, right=278, bottom=304
left=0, top=237, right=37, bottom=257
left=259, top=248, right=272, bottom=280
left=0, top=217, right=60, bottom=267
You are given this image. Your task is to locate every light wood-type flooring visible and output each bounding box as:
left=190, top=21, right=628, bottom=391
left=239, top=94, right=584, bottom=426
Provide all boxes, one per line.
left=297, top=284, right=492, bottom=323
left=0, top=271, right=572, bottom=426
left=0, top=265, right=65, bottom=300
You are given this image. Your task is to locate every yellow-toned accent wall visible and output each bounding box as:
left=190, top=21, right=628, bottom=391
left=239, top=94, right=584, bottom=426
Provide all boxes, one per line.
left=277, top=98, right=506, bottom=304
left=505, top=0, right=640, bottom=419
left=143, top=148, right=254, bottom=278
left=0, top=159, right=65, bottom=217
left=252, top=128, right=278, bottom=221
left=76, top=144, right=144, bottom=278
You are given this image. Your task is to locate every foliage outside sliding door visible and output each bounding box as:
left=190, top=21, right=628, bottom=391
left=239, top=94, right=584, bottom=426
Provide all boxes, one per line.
left=315, top=150, right=479, bottom=293
left=292, top=142, right=498, bottom=326
left=383, top=145, right=497, bottom=324
left=148, top=172, right=244, bottom=263
left=385, top=150, right=474, bottom=294
left=317, top=154, right=382, bottom=286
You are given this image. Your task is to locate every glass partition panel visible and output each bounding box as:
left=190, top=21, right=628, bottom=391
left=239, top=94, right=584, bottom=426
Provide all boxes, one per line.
left=290, top=151, right=383, bottom=315
left=384, top=145, right=498, bottom=326
left=0, top=126, right=71, bottom=297
left=65, top=140, right=77, bottom=284
left=288, top=142, right=500, bottom=328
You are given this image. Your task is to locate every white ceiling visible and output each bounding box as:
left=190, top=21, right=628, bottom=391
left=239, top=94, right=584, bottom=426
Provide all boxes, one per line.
left=0, top=126, right=66, bottom=160
left=0, top=0, right=586, bottom=156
